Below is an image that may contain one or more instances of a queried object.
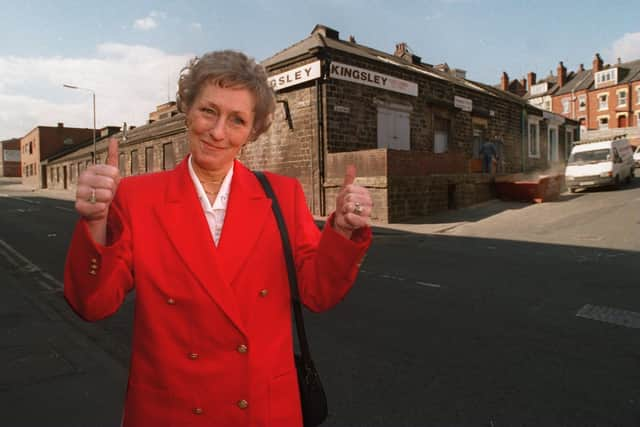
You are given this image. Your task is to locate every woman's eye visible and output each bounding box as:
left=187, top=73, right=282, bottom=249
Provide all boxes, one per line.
left=231, top=116, right=245, bottom=126
left=201, top=107, right=216, bottom=115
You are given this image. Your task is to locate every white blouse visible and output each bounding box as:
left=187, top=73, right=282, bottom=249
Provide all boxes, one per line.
left=187, top=155, right=234, bottom=246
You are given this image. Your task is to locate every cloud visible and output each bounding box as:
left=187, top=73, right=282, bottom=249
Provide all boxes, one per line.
left=191, top=22, right=202, bottom=31
left=0, top=44, right=194, bottom=140
left=134, top=16, right=157, bottom=30
left=609, top=32, right=640, bottom=63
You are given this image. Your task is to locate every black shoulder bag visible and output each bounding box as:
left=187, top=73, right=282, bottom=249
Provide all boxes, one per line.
left=254, top=171, right=328, bottom=427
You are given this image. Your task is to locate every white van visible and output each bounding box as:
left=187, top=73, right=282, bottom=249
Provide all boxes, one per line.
left=565, top=136, right=634, bottom=193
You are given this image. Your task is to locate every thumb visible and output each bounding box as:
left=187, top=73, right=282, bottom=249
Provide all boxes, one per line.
left=343, top=164, right=356, bottom=187
left=106, top=138, right=119, bottom=168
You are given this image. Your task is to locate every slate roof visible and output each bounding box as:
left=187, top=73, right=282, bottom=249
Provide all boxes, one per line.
left=262, top=25, right=536, bottom=108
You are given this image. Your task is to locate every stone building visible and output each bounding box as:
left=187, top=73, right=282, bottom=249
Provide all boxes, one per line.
left=0, top=138, right=21, bottom=177
left=242, top=24, right=570, bottom=222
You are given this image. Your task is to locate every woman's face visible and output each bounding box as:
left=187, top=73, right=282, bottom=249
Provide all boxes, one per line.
left=186, top=81, right=256, bottom=174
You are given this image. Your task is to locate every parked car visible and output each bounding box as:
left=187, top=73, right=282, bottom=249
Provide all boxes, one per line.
left=634, top=145, right=640, bottom=168
left=565, top=136, right=634, bottom=193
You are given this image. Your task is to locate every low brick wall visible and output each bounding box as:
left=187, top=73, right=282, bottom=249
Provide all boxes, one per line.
left=325, top=149, right=495, bottom=223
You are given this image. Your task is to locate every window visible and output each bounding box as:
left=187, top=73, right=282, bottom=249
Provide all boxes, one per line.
left=544, top=100, right=551, bottom=111
left=598, top=94, right=608, bottom=110
left=70, top=164, right=76, bottom=183
left=119, top=152, right=126, bottom=175
left=618, top=114, right=628, bottom=128
left=528, top=121, right=540, bottom=158
left=618, top=90, right=627, bottom=106
left=637, top=112, right=640, bottom=127
left=562, top=98, right=570, bottom=114
left=598, top=116, right=609, bottom=129
left=56, top=167, right=60, bottom=182
left=28, top=141, right=33, bottom=154
left=163, top=142, right=176, bottom=170
left=637, top=87, right=640, bottom=104
left=377, top=107, right=410, bottom=150
left=594, top=68, right=618, bottom=88
left=145, top=146, right=154, bottom=172
left=433, top=116, right=450, bottom=154
left=578, top=95, right=586, bottom=111
left=130, top=150, right=139, bottom=175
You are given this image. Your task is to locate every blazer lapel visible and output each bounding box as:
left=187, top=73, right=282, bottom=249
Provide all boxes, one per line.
left=154, top=157, right=245, bottom=334
left=216, top=161, right=272, bottom=286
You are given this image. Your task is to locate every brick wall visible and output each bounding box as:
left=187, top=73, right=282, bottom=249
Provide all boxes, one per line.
left=240, top=76, right=320, bottom=212
left=323, top=50, right=528, bottom=174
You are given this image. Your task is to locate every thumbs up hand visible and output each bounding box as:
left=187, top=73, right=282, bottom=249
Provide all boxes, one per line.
left=75, top=138, right=121, bottom=227
left=333, top=165, right=372, bottom=239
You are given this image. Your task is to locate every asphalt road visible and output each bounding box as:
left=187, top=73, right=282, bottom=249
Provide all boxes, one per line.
left=1, top=178, right=640, bottom=426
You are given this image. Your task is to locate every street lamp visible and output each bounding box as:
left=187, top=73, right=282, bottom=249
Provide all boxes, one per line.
left=63, top=84, right=96, bottom=164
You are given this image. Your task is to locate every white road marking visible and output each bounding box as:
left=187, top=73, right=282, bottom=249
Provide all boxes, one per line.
left=416, top=281, right=442, bottom=288
left=576, top=304, right=640, bottom=329
left=41, top=272, right=63, bottom=289
left=55, top=206, right=74, bottom=212
left=0, top=239, right=63, bottom=290
left=0, top=239, right=33, bottom=266
left=37, top=279, right=54, bottom=291
left=5, top=196, right=40, bottom=205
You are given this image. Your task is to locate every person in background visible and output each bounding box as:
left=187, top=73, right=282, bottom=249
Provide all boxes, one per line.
left=480, top=138, right=498, bottom=174
left=64, top=50, right=372, bottom=427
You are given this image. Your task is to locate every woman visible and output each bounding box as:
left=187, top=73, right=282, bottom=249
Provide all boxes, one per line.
left=64, top=50, right=372, bottom=426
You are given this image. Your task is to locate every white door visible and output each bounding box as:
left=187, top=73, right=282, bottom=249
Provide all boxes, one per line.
left=377, top=107, right=410, bottom=150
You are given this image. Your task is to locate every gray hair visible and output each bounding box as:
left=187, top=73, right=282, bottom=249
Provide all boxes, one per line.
left=177, top=50, right=276, bottom=140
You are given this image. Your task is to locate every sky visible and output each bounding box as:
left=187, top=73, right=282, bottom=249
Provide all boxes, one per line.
left=1, top=0, right=639, bottom=141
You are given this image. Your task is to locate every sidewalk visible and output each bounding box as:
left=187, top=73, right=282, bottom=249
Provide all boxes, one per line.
left=0, top=260, right=127, bottom=426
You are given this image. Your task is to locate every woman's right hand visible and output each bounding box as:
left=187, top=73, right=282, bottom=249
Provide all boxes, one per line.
left=75, top=138, right=121, bottom=244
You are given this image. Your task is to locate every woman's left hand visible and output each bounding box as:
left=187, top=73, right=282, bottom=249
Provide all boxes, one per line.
left=333, top=165, right=372, bottom=239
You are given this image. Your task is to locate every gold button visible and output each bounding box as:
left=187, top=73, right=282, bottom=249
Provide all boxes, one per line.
left=167, top=298, right=176, bottom=305
left=91, top=258, right=97, bottom=263
left=192, top=407, right=203, bottom=415
left=259, top=289, right=269, bottom=297
left=237, top=399, right=249, bottom=409
left=237, top=344, right=248, bottom=354
left=89, top=270, right=97, bottom=276
left=188, top=353, right=199, bottom=360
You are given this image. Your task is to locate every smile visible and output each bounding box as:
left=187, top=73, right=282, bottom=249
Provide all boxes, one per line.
left=201, top=140, right=226, bottom=151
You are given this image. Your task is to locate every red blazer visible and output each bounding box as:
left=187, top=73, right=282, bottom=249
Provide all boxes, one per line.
left=64, top=158, right=371, bottom=427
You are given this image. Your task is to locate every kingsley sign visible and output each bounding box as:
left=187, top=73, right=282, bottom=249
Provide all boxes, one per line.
left=330, top=62, right=418, bottom=96
left=269, top=61, right=321, bottom=91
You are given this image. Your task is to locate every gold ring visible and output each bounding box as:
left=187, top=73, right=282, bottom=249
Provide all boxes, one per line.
left=354, top=202, right=363, bottom=215
left=88, top=188, right=96, bottom=204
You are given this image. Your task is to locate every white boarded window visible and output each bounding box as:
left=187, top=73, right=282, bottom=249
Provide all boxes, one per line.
left=377, top=107, right=410, bottom=150
left=433, top=116, right=450, bottom=154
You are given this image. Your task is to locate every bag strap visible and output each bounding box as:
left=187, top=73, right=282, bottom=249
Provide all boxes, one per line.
left=253, top=171, right=314, bottom=364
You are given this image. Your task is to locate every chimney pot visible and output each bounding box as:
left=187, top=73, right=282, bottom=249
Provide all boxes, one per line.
left=311, top=24, right=339, bottom=40
left=500, top=71, right=509, bottom=91
left=57, top=122, right=64, bottom=128
left=593, top=53, right=603, bottom=73
left=527, top=71, right=537, bottom=89
left=557, top=61, right=567, bottom=87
